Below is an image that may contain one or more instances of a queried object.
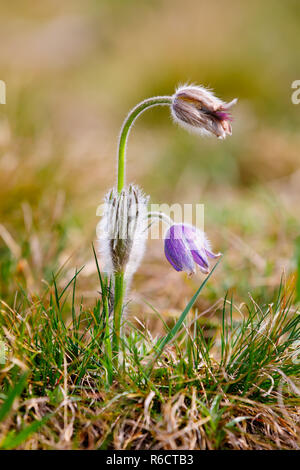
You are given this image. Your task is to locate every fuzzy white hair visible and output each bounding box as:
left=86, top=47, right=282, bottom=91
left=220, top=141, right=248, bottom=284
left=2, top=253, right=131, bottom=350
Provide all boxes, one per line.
left=97, top=185, right=149, bottom=285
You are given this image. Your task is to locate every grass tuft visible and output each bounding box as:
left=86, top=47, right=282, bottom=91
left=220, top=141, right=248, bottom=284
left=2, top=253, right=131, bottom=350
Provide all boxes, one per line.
left=0, top=260, right=299, bottom=449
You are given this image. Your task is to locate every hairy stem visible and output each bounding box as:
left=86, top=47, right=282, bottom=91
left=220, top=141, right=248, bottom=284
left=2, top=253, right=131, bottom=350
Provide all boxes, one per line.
left=146, top=211, right=173, bottom=229
left=113, top=96, right=172, bottom=366
left=112, top=271, right=125, bottom=366
left=117, top=96, right=172, bottom=193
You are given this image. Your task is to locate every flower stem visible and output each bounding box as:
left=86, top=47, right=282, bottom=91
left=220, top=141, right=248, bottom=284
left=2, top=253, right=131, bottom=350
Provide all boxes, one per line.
left=146, top=211, right=173, bottom=228
left=112, top=96, right=173, bottom=366
left=117, top=96, right=172, bottom=193
left=112, top=271, right=125, bottom=366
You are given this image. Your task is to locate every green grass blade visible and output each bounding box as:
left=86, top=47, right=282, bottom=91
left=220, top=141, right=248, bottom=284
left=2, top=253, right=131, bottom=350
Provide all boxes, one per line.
left=59, top=265, right=85, bottom=301
left=0, top=413, right=52, bottom=449
left=147, top=260, right=221, bottom=373
left=0, top=372, right=28, bottom=422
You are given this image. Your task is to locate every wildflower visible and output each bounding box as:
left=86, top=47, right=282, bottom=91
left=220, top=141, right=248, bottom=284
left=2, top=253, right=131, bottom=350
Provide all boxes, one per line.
left=164, top=223, right=221, bottom=275
left=98, top=185, right=149, bottom=281
left=171, top=84, right=237, bottom=139
left=97, top=84, right=234, bottom=361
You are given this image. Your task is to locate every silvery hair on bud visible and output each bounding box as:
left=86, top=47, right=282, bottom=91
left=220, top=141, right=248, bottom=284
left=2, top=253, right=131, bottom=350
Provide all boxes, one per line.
left=98, top=185, right=149, bottom=284
left=171, top=84, right=237, bottom=139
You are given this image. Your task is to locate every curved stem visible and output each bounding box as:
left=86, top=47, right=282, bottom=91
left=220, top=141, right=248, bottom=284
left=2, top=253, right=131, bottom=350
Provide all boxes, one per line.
left=146, top=211, right=174, bottom=231
left=117, top=96, right=172, bottom=193
left=113, top=96, right=172, bottom=370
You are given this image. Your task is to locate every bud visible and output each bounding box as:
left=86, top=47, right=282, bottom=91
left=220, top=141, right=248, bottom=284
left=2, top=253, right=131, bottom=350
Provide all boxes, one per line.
left=98, top=185, right=149, bottom=281
left=171, top=85, right=237, bottom=139
left=164, top=223, right=221, bottom=275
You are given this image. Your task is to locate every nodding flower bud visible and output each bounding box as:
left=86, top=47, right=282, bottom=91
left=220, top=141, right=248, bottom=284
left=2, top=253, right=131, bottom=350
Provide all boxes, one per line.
left=171, top=85, right=237, bottom=139
left=98, top=185, right=149, bottom=281
left=164, top=224, right=221, bottom=276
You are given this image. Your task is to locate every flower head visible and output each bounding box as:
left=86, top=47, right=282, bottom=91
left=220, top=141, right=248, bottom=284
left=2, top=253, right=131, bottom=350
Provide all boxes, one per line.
left=171, top=84, right=237, bottom=139
left=98, top=185, right=149, bottom=280
left=164, top=223, right=221, bottom=275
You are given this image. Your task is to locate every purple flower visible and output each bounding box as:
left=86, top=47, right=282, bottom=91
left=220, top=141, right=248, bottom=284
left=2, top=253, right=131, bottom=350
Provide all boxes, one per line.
left=171, top=85, right=237, bottom=139
left=164, top=224, right=221, bottom=275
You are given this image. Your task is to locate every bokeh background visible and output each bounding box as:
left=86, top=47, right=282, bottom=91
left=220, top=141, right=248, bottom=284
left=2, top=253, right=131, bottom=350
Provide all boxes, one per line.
left=0, top=0, right=300, bottom=327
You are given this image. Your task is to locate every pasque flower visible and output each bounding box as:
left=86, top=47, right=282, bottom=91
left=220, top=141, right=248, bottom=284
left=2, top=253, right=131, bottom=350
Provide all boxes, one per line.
left=171, top=85, right=237, bottom=139
left=97, top=84, right=236, bottom=363
left=164, top=224, right=221, bottom=275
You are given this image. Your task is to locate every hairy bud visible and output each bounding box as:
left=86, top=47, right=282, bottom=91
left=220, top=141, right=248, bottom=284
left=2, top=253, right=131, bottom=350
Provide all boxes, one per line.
left=98, top=185, right=149, bottom=281
left=171, top=84, right=237, bottom=139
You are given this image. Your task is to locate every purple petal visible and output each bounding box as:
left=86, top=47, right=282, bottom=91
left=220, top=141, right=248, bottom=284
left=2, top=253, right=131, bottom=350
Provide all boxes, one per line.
left=164, top=224, right=220, bottom=275
left=164, top=226, right=195, bottom=274
left=164, top=241, right=182, bottom=272
left=191, top=249, right=209, bottom=271
left=180, top=226, right=210, bottom=270
left=214, top=111, right=233, bottom=122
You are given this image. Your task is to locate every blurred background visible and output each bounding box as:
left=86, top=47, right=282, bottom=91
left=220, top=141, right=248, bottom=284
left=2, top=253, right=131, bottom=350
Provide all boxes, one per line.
left=0, top=0, right=299, bottom=327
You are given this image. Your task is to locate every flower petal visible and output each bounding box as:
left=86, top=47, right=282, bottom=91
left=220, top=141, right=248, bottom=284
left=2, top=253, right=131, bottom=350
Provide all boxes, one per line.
left=180, top=225, right=210, bottom=271
left=164, top=223, right=220, bottom=276
left=205, top=248, right=222, bottom=259
left=164, top=241, right=182, bottom=272
left=191, top=249, right=209, bottom=272
left=171, top=85, right=237, bottom=139
left=164, top=226, right=195, bottom=274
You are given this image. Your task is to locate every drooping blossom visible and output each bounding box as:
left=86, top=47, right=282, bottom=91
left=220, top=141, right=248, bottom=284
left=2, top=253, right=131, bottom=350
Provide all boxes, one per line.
left=164, top=223, right=221, bottom=275
left=171, top=84, right=237, bottom=139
